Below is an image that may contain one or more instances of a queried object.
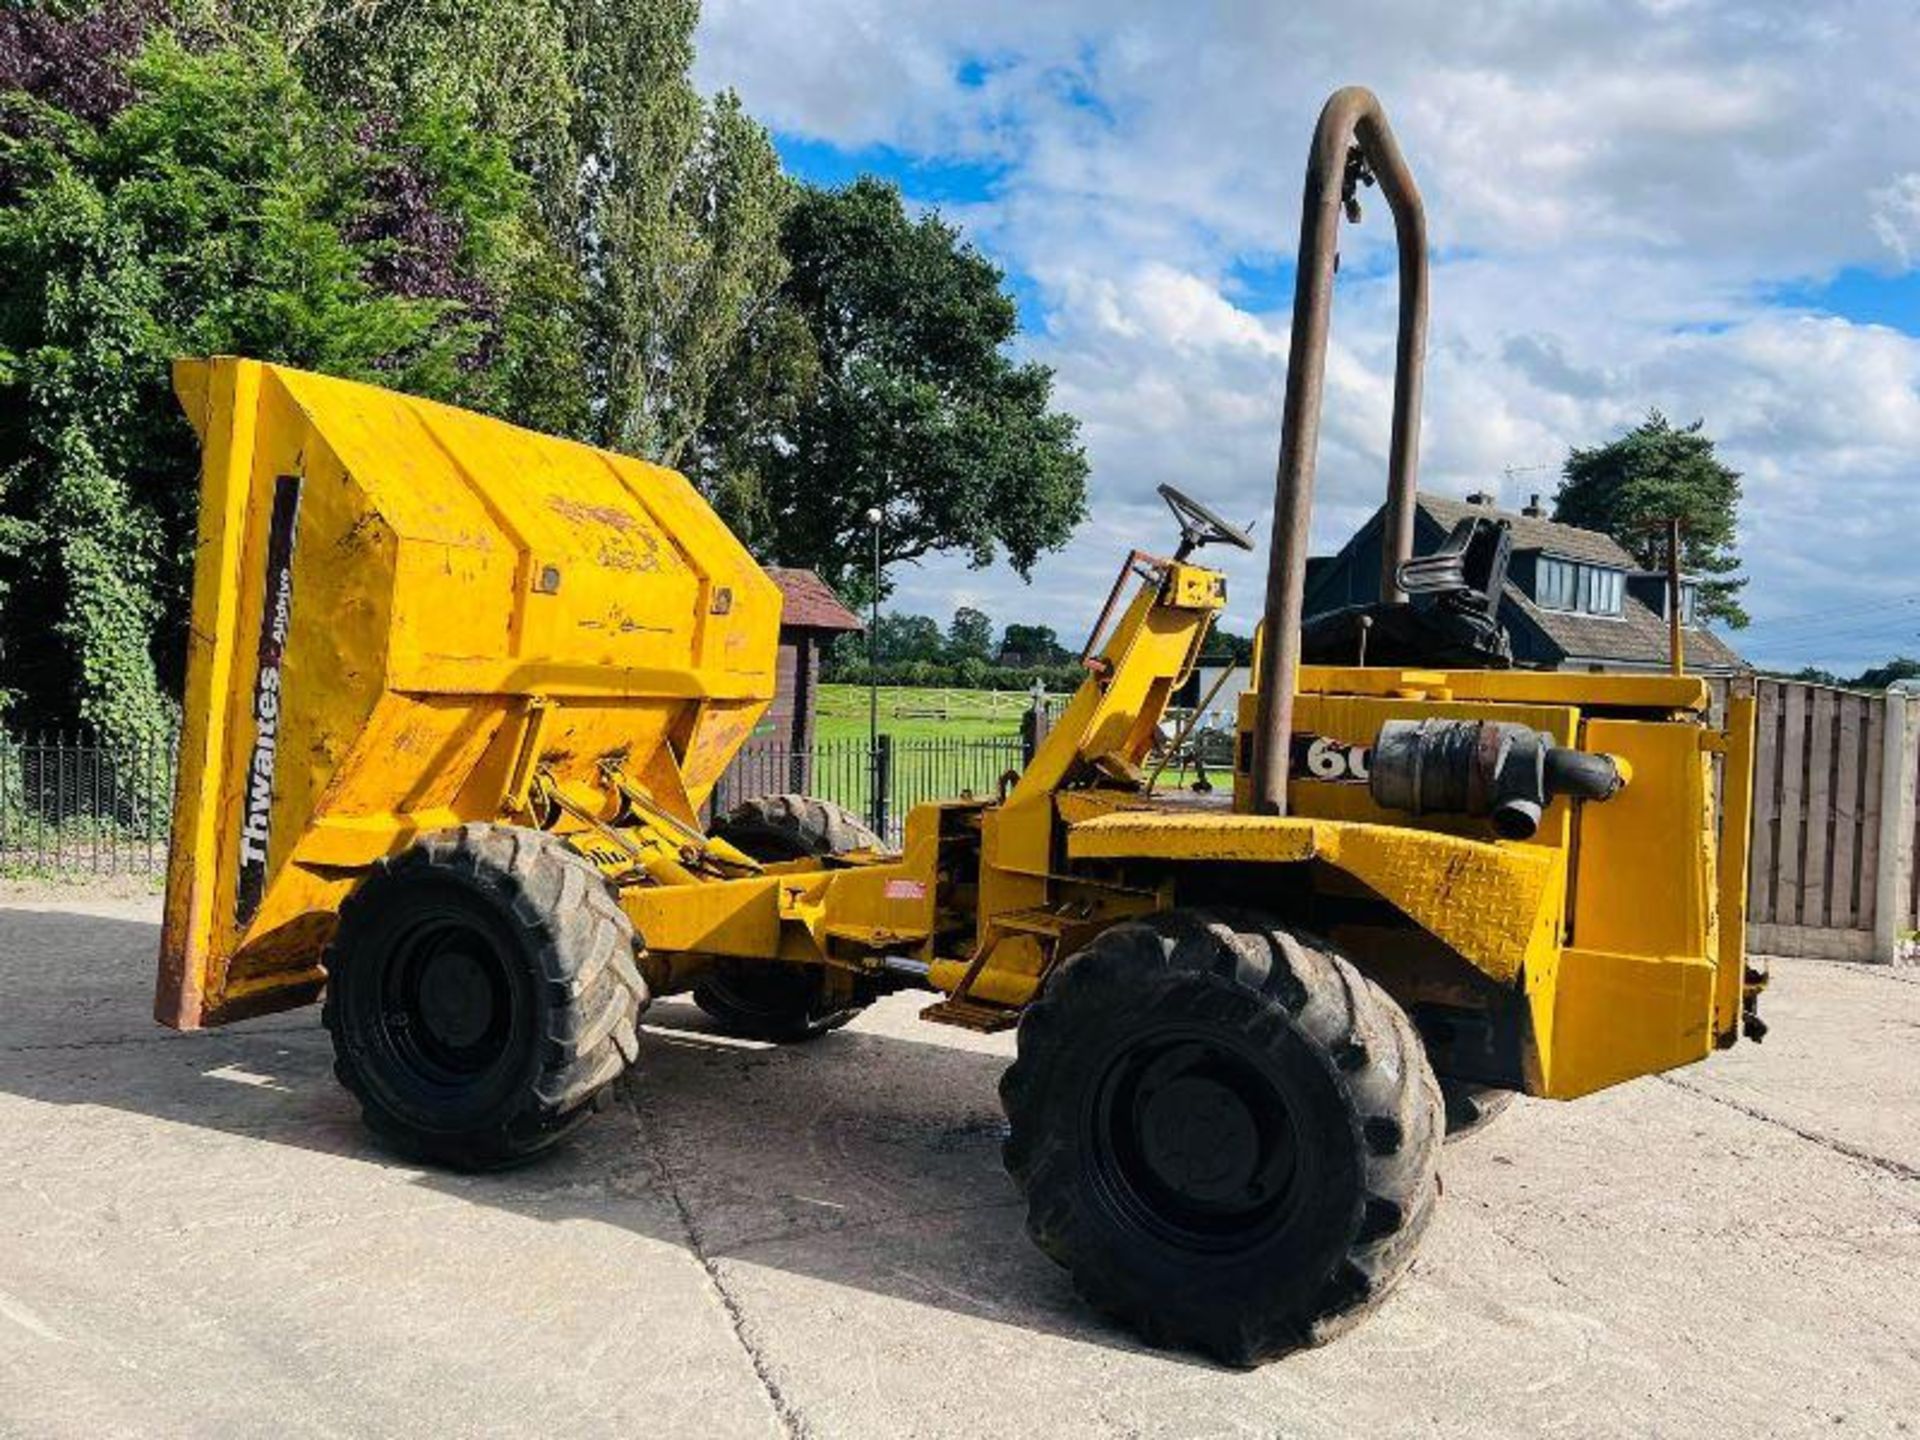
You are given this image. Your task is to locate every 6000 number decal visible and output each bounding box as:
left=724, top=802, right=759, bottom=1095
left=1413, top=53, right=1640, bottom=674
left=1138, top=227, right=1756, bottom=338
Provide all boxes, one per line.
left=1289, top=734, right=1371, bottom=784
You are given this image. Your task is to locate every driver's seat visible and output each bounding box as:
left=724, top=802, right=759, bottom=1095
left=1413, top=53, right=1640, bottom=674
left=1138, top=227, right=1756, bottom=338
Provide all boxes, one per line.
left=1299, top=515, right=1514, bottom=669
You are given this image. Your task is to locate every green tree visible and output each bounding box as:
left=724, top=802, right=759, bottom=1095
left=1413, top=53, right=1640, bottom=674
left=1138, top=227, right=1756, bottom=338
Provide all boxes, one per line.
left=221, top=0, right=593, bottom=436
left=873, top=612, right=943, bottom=665
left=1000, top=623, right=1067, bottom=666
left=1786, top=665, right=1840, bottom=686
left=947, top=605, right=993, bottom=660
left=1554, top=411, right=1747, bottom=627
left=689, top=289, right=816, bottom=555
left=231, top=0, right=574, bottom=165
left=1201, top=628, right=1254, bottom=665
left=0, top=26, right=527, bottom=744
left=563, top=0, right=789, bottom=462
left=1851, top=657, right=1920, bottom=690
left=234, top=0, right=790, bottom=461
left=690, top=177, right=1087, bottom=603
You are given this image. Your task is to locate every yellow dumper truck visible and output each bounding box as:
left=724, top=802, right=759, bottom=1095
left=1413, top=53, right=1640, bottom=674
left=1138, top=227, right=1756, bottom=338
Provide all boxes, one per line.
left=155, top=89, right=1760, bottom=1365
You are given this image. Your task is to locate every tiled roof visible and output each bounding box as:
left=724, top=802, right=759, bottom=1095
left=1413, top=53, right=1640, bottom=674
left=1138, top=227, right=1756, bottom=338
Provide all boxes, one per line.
left=1418, top=493, right=1637, bottom=567
left=1503, top=583, right=1747, bottom=672
left=1413, top=493, right=1745, bottom=671
left=764, top=567, right=864, bottom=633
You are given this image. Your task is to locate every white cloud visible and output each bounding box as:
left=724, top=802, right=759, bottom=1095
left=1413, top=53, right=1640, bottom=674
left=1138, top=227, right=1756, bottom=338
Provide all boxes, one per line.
left=1871, top=174, right=1920, bottom=268
left=697, top=0, right=1920, bottom=673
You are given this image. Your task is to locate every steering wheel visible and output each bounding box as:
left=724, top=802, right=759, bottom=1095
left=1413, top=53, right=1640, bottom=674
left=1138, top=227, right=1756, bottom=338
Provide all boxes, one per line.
left=1158, top=483, right=1256, bottom=560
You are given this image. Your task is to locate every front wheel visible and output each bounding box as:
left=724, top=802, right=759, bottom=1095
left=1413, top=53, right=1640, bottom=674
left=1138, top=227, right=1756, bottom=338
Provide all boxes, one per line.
left=999, top=910, right=1442, bottom=1366
left=323, top=824, right=647, bottom=1170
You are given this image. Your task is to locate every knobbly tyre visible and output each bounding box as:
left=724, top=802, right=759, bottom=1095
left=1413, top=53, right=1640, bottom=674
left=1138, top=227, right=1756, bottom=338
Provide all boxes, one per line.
left=156, top=87, right=1760, bottom=1366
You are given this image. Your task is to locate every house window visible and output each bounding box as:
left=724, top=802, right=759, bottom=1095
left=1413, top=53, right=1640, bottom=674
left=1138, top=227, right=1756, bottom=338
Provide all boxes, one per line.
left=1535, top=557, right=1623, bottom=616
left=1680, top=584, right=1699, bottom=625
left=1583, top=565, right=1622, bottom=616
left=1538, top=557, right=1578, bottom=610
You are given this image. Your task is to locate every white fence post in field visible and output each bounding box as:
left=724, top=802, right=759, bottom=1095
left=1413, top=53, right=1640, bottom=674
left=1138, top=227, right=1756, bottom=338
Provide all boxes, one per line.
left=1872, top=682, right=1920, bottom=964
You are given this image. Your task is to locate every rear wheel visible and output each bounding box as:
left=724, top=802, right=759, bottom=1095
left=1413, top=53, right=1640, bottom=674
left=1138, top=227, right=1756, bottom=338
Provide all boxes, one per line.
left=709, top=792, right=888, bottom=864
left=690, top=960, right=862, bottom=1043
left=692, top=795, right=886, bottom=1042
left=323, top=823, right=646, bottom=1170
left=1000, top=910, right=1442, bottom=1366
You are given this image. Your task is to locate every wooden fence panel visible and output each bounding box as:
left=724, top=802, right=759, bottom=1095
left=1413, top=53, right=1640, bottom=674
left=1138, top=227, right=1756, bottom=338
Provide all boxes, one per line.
left=1744, top=679, right=1895, bottom=959
left=1909, top=715, right=1920, bottom=932
left=1830, top=693, right=1864, bottom=930
left=1775, top=683, right=1809, bottom=925
left=1802, top=687, right=1835, bottom=926
left=1748, top=679, right=1780, bottom=924
left=1857, top=697, right=1884, bottom=937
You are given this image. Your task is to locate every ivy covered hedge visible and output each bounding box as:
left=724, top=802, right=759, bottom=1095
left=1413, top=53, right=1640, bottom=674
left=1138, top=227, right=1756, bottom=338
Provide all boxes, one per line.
left=1, top=19, right=535, bottom=745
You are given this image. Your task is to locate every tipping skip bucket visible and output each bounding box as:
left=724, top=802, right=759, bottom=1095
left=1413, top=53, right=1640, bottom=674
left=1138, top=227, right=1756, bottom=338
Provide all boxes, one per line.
left=157, top=359, right=779, bottom=1027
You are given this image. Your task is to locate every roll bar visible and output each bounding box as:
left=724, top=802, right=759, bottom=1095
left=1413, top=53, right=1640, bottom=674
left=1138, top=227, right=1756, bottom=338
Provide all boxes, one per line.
left=1249, top=87, right=1429, bottom=814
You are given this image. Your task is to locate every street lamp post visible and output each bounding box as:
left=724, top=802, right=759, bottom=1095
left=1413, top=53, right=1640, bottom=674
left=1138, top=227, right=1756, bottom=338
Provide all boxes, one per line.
left=866, top=506, right=883, bottom=754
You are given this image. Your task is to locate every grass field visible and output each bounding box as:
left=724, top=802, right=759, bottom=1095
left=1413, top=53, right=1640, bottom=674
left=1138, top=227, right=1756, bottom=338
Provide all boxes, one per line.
left=812, top=684, right=1035, bottom=742
left=720, top=685, right=1039, bottom=838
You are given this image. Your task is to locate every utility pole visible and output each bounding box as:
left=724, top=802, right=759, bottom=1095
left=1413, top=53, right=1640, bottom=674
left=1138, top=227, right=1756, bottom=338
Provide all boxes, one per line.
left=1666, top=516, right=1684, bottom=675
left=866, top=505, right=883, bottom=752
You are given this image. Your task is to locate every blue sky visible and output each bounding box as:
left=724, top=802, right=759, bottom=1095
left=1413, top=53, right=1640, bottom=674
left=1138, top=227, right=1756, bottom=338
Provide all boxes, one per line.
left=772, top=137, right=1003, bottom=210
left=698, top=1, right=1920, bottom=676
left=1771, top=270, right=1920, bottom=336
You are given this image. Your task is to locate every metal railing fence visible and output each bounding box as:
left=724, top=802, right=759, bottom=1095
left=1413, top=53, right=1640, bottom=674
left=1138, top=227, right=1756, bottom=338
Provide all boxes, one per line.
left=0, top=731, right=178, bottom=877
left=0, top=728, right=1034, bottom=875
left=708, top=733, right=1029, bottom=847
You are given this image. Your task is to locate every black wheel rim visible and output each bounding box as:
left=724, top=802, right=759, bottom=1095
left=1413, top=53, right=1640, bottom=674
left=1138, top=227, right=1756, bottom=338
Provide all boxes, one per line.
left=377, top=905, right=518, bottom=1088
left=1087, top=1022, right=1311, bottom=1253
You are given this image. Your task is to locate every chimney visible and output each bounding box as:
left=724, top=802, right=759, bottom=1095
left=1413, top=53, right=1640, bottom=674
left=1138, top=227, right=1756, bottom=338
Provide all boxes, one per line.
left=1522, top=493, right=1545, bottom=518
left=1465, top=490, right=1494, bottom=508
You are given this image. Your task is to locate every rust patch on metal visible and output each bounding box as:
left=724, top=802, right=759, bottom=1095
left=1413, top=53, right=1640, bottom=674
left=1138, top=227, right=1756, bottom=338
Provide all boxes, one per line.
left=389, top=717, right=443, bottom=758
left=597, top=535, right=662, bottom=573
left=546, top=496, right=664, bottom=572
left=336, top=512, right=382, bottom=552
left=549, top=496, right=637, bottom=531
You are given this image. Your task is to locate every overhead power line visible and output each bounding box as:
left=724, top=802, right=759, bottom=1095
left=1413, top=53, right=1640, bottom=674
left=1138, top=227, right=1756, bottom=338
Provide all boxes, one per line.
left=1743, top=594, right=1920, bottom=634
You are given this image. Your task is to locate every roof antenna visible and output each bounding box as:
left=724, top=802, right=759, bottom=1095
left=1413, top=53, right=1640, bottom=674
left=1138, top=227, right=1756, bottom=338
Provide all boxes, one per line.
left=1502, top=463, right=1552, bottom=513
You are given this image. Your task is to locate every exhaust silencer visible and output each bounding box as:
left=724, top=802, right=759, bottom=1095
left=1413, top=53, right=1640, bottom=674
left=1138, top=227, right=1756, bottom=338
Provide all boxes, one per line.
left=1368, top=719, right=1625, bottom=841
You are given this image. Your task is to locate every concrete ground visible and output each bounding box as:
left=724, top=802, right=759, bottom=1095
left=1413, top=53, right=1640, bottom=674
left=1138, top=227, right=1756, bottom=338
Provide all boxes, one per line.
left=0, top=889, right=1916, bottom=1439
